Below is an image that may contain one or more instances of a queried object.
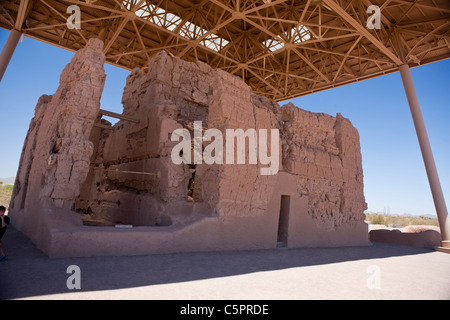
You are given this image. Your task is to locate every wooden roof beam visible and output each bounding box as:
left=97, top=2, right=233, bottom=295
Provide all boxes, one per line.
left=322, top=0, right=403, bottom=66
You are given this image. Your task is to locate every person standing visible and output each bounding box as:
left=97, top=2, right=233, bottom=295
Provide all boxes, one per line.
left=0, top=205, right=10, bottom=261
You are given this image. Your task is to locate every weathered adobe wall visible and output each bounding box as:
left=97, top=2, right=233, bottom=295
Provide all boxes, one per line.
left=281, top=104, right=367, bottom=229
left=202, top=68, right=280, bottom=219
left=76, top=52, right=216, bottom=226
left=77, top=50, right=366, bottom=229
left=76, top=51, right=282, bottom=226
left=10, top=38, right=106, bottom=242
left=10, top=40, right=368, bottom=256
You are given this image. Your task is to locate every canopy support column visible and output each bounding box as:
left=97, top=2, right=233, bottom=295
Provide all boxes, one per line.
left=0, top=29, right=21, bottom=82
left=399, top=64, right=450, bottom=249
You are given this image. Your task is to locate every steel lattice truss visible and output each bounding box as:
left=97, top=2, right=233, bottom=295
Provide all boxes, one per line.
left=1, top=0, right=449, bottom=101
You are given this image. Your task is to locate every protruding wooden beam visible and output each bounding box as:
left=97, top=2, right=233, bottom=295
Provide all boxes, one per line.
left=93, top=122, right=114, bottom=130
left=99, top=109, right=140, bottom=123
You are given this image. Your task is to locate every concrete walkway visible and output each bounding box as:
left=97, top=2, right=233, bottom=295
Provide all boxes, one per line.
left=0, top=226, right=449, bottom=300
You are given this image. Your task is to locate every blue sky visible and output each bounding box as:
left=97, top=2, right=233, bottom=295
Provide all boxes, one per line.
left=0, top=29, right=449, bottom=216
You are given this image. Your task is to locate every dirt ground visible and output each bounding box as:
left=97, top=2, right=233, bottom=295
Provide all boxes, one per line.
left=0, top=225, right=449, bottom=300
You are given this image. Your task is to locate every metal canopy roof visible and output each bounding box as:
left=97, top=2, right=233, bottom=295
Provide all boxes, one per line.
left=1, top=0, right=449, bottom=101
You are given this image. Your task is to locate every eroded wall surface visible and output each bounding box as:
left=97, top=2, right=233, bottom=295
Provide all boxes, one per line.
left=76, top=50, right=366, bottom=230
left=76, top=52, right=215, bottom=226
left=281, top=104, right=367, bottom=229
left=10, top=40, right=368, bottom=256
left=10, top=38, right=106, bottom=230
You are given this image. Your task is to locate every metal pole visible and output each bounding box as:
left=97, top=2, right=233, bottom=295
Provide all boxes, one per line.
left=399, top=64, right=450, bottom=247
left=0, top=29, right=21, bottom=82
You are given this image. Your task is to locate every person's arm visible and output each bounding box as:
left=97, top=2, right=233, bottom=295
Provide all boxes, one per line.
left=0, top=215, right=7, bottom=227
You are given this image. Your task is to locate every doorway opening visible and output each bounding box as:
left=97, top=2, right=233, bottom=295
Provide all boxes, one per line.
left=277, top=195, right=290, bottom=248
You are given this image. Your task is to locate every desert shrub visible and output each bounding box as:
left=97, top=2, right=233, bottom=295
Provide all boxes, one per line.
left=2, top=184, right=13, bottom=191
left=365, top=213, right=439, bottom=227
left=0, top=184, right=13, bottom=208
left=365, top=213, right=385, bottom=225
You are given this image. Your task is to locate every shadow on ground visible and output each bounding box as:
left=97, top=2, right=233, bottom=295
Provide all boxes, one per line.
left=0, top=226, right=433, bottom=299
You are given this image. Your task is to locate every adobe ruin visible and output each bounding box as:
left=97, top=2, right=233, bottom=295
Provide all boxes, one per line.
left=9, top=39, right=369, bottom=257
